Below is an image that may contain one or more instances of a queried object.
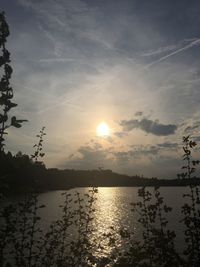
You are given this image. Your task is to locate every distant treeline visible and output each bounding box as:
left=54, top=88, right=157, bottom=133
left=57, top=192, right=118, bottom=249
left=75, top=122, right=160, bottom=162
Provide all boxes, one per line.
left=0, top=151, right=200, bottom=193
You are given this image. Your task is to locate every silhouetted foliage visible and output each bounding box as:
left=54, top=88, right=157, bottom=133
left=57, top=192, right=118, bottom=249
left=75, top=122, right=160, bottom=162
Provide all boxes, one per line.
left=31, top=127, right=46, bottom=163
left=0, top=11, right=27, bottom=152
left=115, top=186, right=183, bottom=267
left=0, top=188, right=106, bottom=267
left=178, top=135, right=200, bottom=266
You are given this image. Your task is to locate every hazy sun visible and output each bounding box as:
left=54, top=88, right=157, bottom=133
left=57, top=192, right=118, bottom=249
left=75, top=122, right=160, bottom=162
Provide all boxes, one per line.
left=96, top=122, right=110, bottom=137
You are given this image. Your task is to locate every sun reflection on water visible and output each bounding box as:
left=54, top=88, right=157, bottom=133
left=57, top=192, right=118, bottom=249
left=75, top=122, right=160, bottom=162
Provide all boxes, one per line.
left=96, top=187, right=118, bottom=223
left=89, top=187, right=126, bottom=260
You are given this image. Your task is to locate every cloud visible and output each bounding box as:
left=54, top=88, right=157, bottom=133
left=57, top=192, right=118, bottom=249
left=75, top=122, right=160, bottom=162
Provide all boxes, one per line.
left=141, top=38, right=198, bottom=57
left=129, top=145, right=160, bottom=158
left=157, top=142, right=179, bottom=149
left=141, top=44, right=180, bottom=57
left=194, top=136, right=200, bottom=142
left=145, top=38, right=200, bottom=69
left=135, top=111, right=143, bottom=116
left=114, top=132, right=128, bottom=138
left=37, top=58, right=77, bottom=63
left=63, top=144, right=113, bottom=169
left=62, top=140, right=181, bottom=178
left=5, top=0, right=200, bottom=179
left=18, top=0, right=114, bottom=54
left=184, top=121, right=200, bottom=133
left=120, top=118, right=177, bottom=136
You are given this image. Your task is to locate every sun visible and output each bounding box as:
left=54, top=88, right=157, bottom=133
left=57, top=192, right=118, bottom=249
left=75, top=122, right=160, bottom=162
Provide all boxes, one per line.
left=96, top=122, right=110, bottom=137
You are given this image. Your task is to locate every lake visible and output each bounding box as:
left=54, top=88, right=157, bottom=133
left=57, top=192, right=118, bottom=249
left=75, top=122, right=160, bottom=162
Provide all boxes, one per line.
left=35, top=186, right=190, bottom=257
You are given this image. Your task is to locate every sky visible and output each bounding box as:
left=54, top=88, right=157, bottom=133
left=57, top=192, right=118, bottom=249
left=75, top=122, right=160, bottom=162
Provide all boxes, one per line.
left=1, top=0, right=200, bottom=178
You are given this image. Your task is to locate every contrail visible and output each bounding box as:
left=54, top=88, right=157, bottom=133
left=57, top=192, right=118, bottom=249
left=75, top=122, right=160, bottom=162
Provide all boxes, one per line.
left=144, top=38, right=200, bottom=69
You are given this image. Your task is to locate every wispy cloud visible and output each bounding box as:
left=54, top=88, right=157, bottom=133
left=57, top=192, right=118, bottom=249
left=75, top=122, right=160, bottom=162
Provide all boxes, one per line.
left=141, top=44, right=179, bottom=57
left=141, top=38, right=198, bottom=57
left=5, top=0, right=200, bottom=177
left=37, top=58, right=77, bottom=63
left=145, top=38, right=200, bottom=68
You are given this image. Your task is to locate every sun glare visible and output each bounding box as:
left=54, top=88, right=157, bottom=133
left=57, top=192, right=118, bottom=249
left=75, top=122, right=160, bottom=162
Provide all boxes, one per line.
left=97, top=122, right=110, bottom=137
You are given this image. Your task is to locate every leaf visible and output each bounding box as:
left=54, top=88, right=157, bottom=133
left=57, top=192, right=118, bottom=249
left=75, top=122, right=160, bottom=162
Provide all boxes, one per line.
left=183, top=135, right=190, bottom=142
left=11, top=116, right=21, bottom=128
left=11, top=116, right=27, bottom=128
left=0, top=114, right=8, bottom=123
left=0, top=136, right=4, bottom=142
left=16, top=119, right=28, bottom=123
left=4, top=102, right=17, bottom=112
left=189, top=141, right=197, bottom=148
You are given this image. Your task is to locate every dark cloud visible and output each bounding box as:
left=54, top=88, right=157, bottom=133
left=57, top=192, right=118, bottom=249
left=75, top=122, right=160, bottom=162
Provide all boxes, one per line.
left=157, top=142, right=178, bottom=148
left=78, top=145, right=108, bottom=162
left=131, top=142, right=179, bottom=153
left=113, top=142, right=178, bottom=161
left=64, top=143, right=160, bottom=170
left=135, top=111, right=143, bottom=116
left=62, top=139, right=186, bottom=178
left=193, top=136, right=200, bottom=142
left=129, top=145, right=160, bottom=158
left=112, top=151, right=130, bottom=163
left=63, top=144, right=112, bottom=170
left=184, top=121, right=200, bottom=133
left=120, top=118, right=177, bottom=136
left=114, top=131, right=128, bottom=138
left=114, top=141, right=180, bottom=162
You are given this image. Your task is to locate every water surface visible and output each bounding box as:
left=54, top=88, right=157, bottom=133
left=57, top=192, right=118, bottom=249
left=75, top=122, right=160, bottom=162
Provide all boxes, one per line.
left=36, top=186, right=189, bottom=255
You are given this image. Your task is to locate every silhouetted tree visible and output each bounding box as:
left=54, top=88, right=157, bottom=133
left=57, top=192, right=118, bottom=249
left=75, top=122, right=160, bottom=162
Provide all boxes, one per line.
left=0, top=11, right=26, bottom=152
